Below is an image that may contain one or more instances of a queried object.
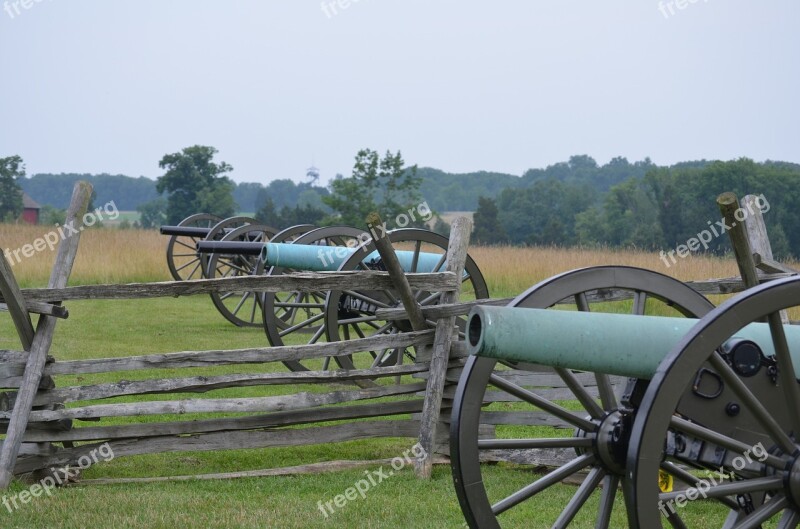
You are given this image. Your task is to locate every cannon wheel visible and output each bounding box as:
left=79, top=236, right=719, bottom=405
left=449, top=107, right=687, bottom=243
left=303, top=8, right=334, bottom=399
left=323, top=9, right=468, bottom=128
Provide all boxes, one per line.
left=165, top=213, right=221, bottom=281
left=260, top=226, right=368, bottom=371
left=205, top=223, right=277, bottom=327
left=323, top=228, right=490, bottom=371
left=450, top=266, right=714, bottom=529
left=628, top=275, right=800, bottom=528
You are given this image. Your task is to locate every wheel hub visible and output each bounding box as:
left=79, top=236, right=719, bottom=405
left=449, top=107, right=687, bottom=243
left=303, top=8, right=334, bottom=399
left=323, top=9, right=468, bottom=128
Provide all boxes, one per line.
left=595, top=410, right=630, bottom=475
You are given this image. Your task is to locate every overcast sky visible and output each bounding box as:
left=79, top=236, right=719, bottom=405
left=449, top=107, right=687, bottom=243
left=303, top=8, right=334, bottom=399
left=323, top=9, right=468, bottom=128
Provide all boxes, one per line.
left=1, top=1, right=797, bottom=185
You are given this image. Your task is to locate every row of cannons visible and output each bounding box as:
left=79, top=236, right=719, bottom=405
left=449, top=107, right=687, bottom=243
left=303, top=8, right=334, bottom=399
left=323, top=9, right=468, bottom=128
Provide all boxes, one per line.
left=159, top=214, right=489, bottom=371
left=163, top=214, right=800, bottom=527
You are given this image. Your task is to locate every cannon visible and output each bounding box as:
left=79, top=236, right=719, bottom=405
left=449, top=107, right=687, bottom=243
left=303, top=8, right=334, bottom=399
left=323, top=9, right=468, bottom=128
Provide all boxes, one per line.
left=161, top=215, right=274, bottom=282
left=451, top=265, right=800, bottom=528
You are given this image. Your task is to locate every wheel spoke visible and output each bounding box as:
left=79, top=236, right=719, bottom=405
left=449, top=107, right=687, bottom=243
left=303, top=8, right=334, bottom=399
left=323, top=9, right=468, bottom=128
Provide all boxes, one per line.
left=595, top=474, right=618, bottom=529
left=175, top=239, right=196, bottom=251
left=489, top=373, right=596, bottom=432
left=632, top=291, right=647, bottom=315
left=411, top=240, right=422, bottom=272
left=731, top=494, right=788, bottom=529
left=249, top=294, right=258, bottom=323
left=554, top=367, right=604, bottom=420
left=491, top=453, right=596, bottom=516
left=553, top=466, right=605, bottom=528
left=777, top=508, right=800, bottom=529
left=279, top=312, right=325, bottom=336
left=175, top=259, right=200, bottom=272
left=230, top=292, right=249, bottom=317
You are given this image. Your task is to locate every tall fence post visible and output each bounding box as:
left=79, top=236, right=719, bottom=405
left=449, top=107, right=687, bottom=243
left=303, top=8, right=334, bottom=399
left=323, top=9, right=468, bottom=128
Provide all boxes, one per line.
left=717, top=192, right=760, bottom=290
left=0, top=181, right=92, bottom=489
left=416, top=216, right=472, bottom=478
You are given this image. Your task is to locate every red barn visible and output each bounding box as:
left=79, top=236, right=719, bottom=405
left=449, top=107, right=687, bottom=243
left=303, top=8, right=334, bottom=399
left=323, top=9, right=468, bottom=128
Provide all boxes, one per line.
left=21, top=193, right=40, bottom=225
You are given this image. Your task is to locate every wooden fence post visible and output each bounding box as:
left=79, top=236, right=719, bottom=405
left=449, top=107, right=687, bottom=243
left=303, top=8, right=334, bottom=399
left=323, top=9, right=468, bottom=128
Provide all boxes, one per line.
left=416, top=216, right=472, bottom=478
left=717, top=192, right=760, bottom=290
left=0, top=181, right=92, bottom=489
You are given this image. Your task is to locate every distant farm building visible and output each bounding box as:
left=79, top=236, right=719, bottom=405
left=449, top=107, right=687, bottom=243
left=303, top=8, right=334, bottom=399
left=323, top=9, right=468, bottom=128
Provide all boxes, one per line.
left=21, top=193, right=40, bottom=224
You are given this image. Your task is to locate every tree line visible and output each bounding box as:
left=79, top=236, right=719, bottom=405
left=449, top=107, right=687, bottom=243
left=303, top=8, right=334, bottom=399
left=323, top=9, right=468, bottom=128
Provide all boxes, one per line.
left=472, top=157, right=800, bottom=259
left=6, top=149, right=800, bottom=258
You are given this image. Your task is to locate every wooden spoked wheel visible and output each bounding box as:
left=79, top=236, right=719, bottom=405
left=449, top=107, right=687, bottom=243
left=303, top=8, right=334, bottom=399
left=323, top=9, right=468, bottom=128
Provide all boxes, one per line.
left=261, top=226, right=368, bottom=372
left=450, top=266, right=714, bottom=529
left=165, top=213, right=220, bottom=281
left=205, top=223, right=277, bottom=327
left=628, top=275, right=800, bottom=529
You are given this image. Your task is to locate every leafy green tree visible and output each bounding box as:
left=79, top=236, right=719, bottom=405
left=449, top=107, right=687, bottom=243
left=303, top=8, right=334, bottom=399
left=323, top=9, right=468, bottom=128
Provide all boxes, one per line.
left=137, top=197, right=168, bottom=229
left=471, top=197, right=508, bottom=244
left=496, top=179, right=592, bottom=246
left=0, top=155, right=25, bottom=222
left=156, top=146, right=236, bottom=224
left=323, top=149, right=423, bottom=227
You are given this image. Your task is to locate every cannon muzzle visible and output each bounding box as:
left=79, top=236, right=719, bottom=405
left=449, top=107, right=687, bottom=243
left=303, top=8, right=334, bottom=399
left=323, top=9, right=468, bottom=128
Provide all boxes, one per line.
left=160, top=226, right=212, bottom=237
left=467, top=306, right=800, bottom=379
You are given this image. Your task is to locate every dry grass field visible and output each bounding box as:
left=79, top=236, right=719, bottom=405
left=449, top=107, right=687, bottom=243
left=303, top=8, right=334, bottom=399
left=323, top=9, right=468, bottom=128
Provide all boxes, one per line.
left=0, top=223, right=774, bottom=292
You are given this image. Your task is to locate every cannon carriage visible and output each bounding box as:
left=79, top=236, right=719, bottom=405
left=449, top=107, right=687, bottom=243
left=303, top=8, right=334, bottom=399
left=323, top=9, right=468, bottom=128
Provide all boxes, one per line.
left=450, top=265, right=800, bottom=528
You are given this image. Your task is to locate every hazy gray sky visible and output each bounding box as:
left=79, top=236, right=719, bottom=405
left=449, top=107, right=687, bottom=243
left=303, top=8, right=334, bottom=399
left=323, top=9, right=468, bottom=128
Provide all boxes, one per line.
left=1, top=1, right=797, bottom=184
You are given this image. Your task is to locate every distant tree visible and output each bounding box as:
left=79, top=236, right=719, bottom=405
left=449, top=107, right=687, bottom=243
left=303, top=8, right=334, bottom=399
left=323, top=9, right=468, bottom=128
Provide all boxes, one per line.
left=0, top=155, right=25, bottom=222
left=255, top=197, right=280, bottom=227
left=256, top=197, right=326, bottom=228
left=323, top=149, right=423, bottom=227
left=432, top=216, right=450, bottom=236
left=137, top=197, right=168, bottom=229
left=156, top=145, right=236, bottom=224
left=471, top=197, right=508, bottom=244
